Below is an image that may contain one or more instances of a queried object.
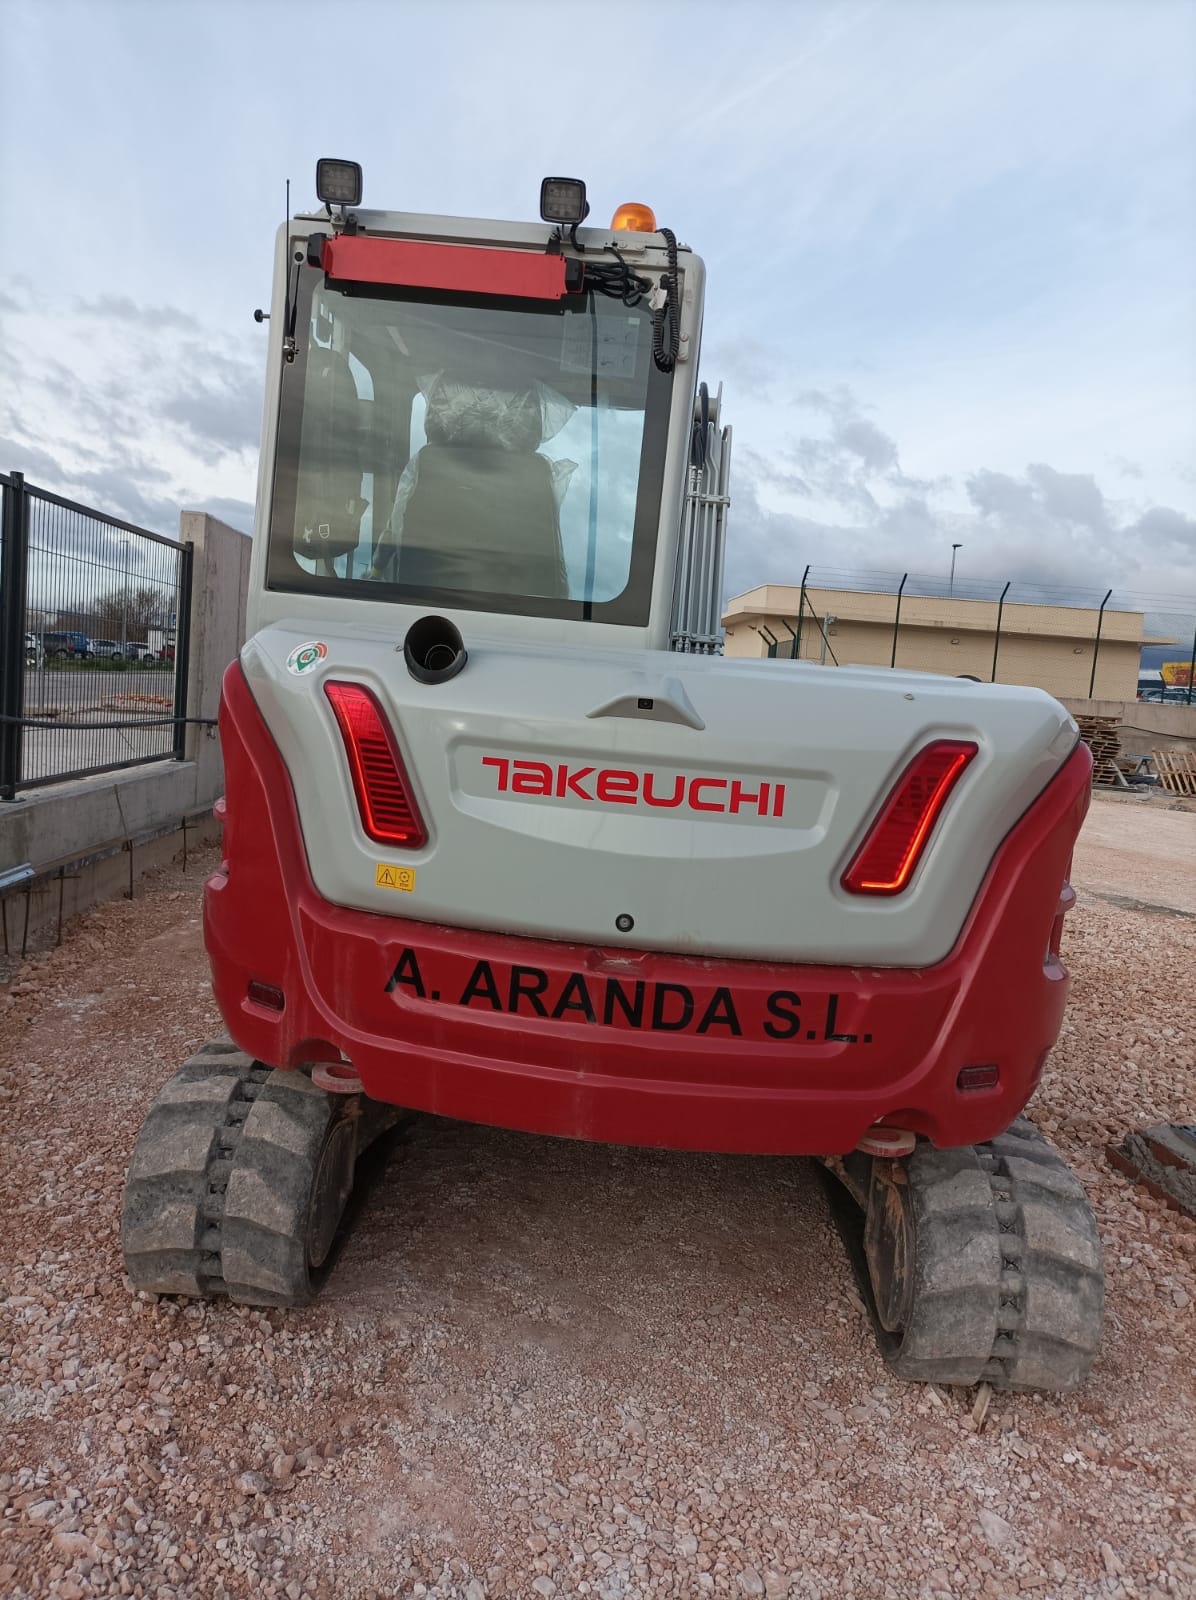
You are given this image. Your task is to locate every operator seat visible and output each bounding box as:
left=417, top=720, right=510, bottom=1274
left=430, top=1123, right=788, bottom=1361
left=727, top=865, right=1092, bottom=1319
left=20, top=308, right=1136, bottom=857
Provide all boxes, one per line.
left=389, top=375, right=569, bottom=600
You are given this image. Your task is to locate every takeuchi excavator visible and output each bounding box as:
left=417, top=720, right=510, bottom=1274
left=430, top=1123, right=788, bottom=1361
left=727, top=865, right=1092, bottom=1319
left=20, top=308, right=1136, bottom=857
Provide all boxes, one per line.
left=122, top=162, right=1103, bottom=1391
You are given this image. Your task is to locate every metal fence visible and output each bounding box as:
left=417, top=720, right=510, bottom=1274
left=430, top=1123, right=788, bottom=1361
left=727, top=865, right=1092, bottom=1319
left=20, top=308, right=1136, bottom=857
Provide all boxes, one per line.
left=753, top=564, right=1196, bottom=703
left=0, top=471, right=193, bottom=798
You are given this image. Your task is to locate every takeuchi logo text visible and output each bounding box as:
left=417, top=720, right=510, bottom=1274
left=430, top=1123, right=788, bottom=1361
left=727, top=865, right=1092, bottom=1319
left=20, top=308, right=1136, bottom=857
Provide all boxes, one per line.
left=481, top=757, right=786, bottom=817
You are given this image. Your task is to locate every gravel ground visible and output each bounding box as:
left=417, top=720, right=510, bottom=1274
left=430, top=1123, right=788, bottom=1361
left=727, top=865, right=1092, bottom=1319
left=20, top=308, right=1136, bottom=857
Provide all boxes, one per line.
left=1, top=806, right=1194, bottom=1600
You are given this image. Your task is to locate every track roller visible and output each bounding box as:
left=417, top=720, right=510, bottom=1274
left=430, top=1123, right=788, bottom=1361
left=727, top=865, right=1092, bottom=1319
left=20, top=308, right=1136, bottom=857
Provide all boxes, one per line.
left=121, top=1038, right=397, bottom=1306
left=822, top=1117, right=1104, bottom=1392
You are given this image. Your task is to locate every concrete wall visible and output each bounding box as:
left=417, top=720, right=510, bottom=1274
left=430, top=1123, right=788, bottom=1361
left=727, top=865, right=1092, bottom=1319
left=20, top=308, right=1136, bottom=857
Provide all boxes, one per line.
left=1060, top=698, right=1196, bottom=756
left=182, top=512, right=253, bottom=802
left=0, top=513, right=250, bottom=944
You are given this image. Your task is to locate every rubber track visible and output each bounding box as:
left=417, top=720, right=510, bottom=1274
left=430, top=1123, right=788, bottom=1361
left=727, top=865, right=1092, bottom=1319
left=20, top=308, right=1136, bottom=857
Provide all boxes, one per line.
left=972, top=1119, right=1104, bottom=1391
left=831, top=1118, right=1104, bottom=1392
left=121, top=1038, right=350, bottom=1306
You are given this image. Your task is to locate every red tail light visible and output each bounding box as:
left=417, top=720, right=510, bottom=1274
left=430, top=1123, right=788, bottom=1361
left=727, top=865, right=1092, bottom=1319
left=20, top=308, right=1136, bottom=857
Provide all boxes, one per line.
left=324, top=681, right=427, bottom=848
left=841, top=740, right=977, bottom=896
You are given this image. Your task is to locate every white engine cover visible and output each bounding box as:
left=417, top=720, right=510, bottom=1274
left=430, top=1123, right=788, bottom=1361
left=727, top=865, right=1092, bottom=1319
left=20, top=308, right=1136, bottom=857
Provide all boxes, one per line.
left=241, top=618, right=1079, bottom=968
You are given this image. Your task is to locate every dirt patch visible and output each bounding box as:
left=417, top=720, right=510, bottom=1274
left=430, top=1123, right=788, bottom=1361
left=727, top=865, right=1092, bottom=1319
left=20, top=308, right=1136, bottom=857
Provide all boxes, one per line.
left=1072, top=795, right=1196, bottom=914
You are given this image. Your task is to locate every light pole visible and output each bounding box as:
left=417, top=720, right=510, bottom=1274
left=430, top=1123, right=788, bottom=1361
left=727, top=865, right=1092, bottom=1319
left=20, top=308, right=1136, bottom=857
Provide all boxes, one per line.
left=120, top=539, right=130, bottom=657
left=949, top=543, right=962, bottom=598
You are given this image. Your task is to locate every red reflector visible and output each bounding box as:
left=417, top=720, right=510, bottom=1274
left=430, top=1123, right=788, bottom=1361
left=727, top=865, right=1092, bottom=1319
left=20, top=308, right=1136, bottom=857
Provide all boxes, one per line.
left=324, top=682, right=428, bottom=848
left=957, top=1064, right=1000, bottom=1091
left=842, top=739, right=977, bottom=895
left=247, top=979, right=285, bottom=1011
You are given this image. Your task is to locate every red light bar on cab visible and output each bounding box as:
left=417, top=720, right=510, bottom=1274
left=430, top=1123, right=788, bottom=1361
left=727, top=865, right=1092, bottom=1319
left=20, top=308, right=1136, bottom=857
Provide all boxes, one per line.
left=321, top=235, right=573, bottom=300
left=841, top=740, right=978, bottom=896
left=324, top=681, right=427, bottom=848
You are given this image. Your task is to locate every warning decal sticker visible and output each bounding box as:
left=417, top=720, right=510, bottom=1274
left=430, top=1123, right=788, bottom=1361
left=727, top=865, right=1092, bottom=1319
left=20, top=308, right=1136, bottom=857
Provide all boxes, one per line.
left=376, top=864, right=416, bottom=893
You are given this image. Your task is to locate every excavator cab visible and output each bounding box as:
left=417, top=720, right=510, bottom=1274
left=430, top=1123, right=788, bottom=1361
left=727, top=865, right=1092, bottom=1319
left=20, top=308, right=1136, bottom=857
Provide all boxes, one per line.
left=257, top=186, right=726, bottom=648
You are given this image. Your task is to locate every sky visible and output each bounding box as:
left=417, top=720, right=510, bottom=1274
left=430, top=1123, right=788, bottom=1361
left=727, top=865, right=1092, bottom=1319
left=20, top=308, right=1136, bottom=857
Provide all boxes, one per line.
left=1, top=0, right=1194, bottom=622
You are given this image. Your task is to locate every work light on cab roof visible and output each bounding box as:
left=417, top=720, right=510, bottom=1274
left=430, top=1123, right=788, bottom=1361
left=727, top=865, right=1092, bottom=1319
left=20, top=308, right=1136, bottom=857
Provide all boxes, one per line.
left=315, top=158, right=362, bottom=209
left=120, top=153, right=1105, bottom=1402
left=539, top=177, right=588, bottom=226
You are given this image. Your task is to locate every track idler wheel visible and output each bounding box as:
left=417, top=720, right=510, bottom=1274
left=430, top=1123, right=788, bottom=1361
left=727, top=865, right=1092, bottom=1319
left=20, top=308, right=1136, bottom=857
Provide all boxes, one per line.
left=824, top=1117, right=1104, bottom=1392
left=121, top=1038, right=397, bottom=1306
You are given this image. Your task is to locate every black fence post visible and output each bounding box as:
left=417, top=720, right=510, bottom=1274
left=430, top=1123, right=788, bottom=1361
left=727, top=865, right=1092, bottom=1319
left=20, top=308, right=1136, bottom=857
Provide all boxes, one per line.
left=0, top=472, right=30, bottom=800
left=890, top=573, right=907, bottom=669
left=172, top=541, right=194, bottom=760
left=794, top=563, right=810, bottom=660
left=1088, top=588, right=1112, bottom=698
left=991, top=580, right=1010, bottom=682
left=1186, top=617, right=1195, bottom=707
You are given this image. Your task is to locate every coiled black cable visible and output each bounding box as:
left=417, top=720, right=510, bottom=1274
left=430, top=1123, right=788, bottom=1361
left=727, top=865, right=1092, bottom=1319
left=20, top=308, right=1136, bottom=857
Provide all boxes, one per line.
left=652, top=227, right=680, bottom=373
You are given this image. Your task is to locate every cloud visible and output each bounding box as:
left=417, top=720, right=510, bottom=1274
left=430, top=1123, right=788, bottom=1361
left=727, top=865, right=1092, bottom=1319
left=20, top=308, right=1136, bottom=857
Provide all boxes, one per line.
left=1127, top=505, right=1196, bottom=554
left=746, top=387, right=942, bottom=521
left=159, top=372, right=263, bottom=462
left=1023, top=463, right=1110, bottom=534
left=75, top=294, right=201, bottom=334
left=963, top=464, right=1113, bottom=541
left=3, top=288, right=262, bottom=534
left=836, top=417, right=899, bottom=474
left=702, top=338, right=781, bottom=399
left=726, top=386, right=1196, bottom=615
left=1, top=430, right=252, bottom=553
left=965, top=468, right=1038, bottom=523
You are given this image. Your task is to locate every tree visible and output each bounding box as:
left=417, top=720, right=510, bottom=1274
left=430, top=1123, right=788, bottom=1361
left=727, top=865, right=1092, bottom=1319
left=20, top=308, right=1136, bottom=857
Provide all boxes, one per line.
left=89, top=584, right=169, bottom=640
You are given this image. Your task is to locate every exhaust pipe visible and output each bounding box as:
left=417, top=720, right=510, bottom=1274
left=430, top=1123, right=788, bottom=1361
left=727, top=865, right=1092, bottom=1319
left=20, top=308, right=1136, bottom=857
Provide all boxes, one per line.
left=403, top=614, right=467, bottom=685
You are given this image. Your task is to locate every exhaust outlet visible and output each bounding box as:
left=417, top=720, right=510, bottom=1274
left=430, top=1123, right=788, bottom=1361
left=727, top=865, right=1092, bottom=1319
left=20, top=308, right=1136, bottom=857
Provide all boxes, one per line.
left=403, top=615, right=467, bottom=685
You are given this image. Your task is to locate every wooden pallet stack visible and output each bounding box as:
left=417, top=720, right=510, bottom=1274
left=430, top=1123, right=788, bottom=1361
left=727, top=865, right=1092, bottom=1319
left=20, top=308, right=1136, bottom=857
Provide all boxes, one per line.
left=1074, top=714, right=1122, bottom=785
left=1151, top=749, right=1196, bottom=796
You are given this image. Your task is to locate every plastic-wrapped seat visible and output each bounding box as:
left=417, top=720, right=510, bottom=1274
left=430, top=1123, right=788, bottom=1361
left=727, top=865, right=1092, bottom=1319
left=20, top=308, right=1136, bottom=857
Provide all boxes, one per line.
left=378, top=373, right=574, bottom=599
left=398, top=443, right=566, bottom=596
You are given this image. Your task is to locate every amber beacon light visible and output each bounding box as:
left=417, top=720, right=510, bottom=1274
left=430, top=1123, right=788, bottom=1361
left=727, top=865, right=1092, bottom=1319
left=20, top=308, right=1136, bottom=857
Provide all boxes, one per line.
left=610, top=202, right=658, bottom=233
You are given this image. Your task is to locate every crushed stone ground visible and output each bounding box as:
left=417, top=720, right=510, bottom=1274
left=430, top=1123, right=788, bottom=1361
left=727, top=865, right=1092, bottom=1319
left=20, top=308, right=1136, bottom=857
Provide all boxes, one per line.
left=1, top=803, right=1194, bottom=1600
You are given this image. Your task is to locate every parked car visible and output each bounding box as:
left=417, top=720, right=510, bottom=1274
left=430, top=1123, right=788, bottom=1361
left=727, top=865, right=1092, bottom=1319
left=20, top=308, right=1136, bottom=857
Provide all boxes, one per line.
left=125, top=641, right=156, bottom=662
left=91, top=639, right=125, bottom=660
left=41, top=630, right=92, bottom=659
left=158, top=643, right=176, bottom=663
left=24, top=631, right=41, bottom=665
left=1138, top=686, right=1193, bottom=704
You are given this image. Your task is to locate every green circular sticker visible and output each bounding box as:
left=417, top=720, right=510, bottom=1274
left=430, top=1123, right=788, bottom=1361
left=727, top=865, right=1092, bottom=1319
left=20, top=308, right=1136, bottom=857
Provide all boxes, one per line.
left=286, top=640, right=328, bottom=675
